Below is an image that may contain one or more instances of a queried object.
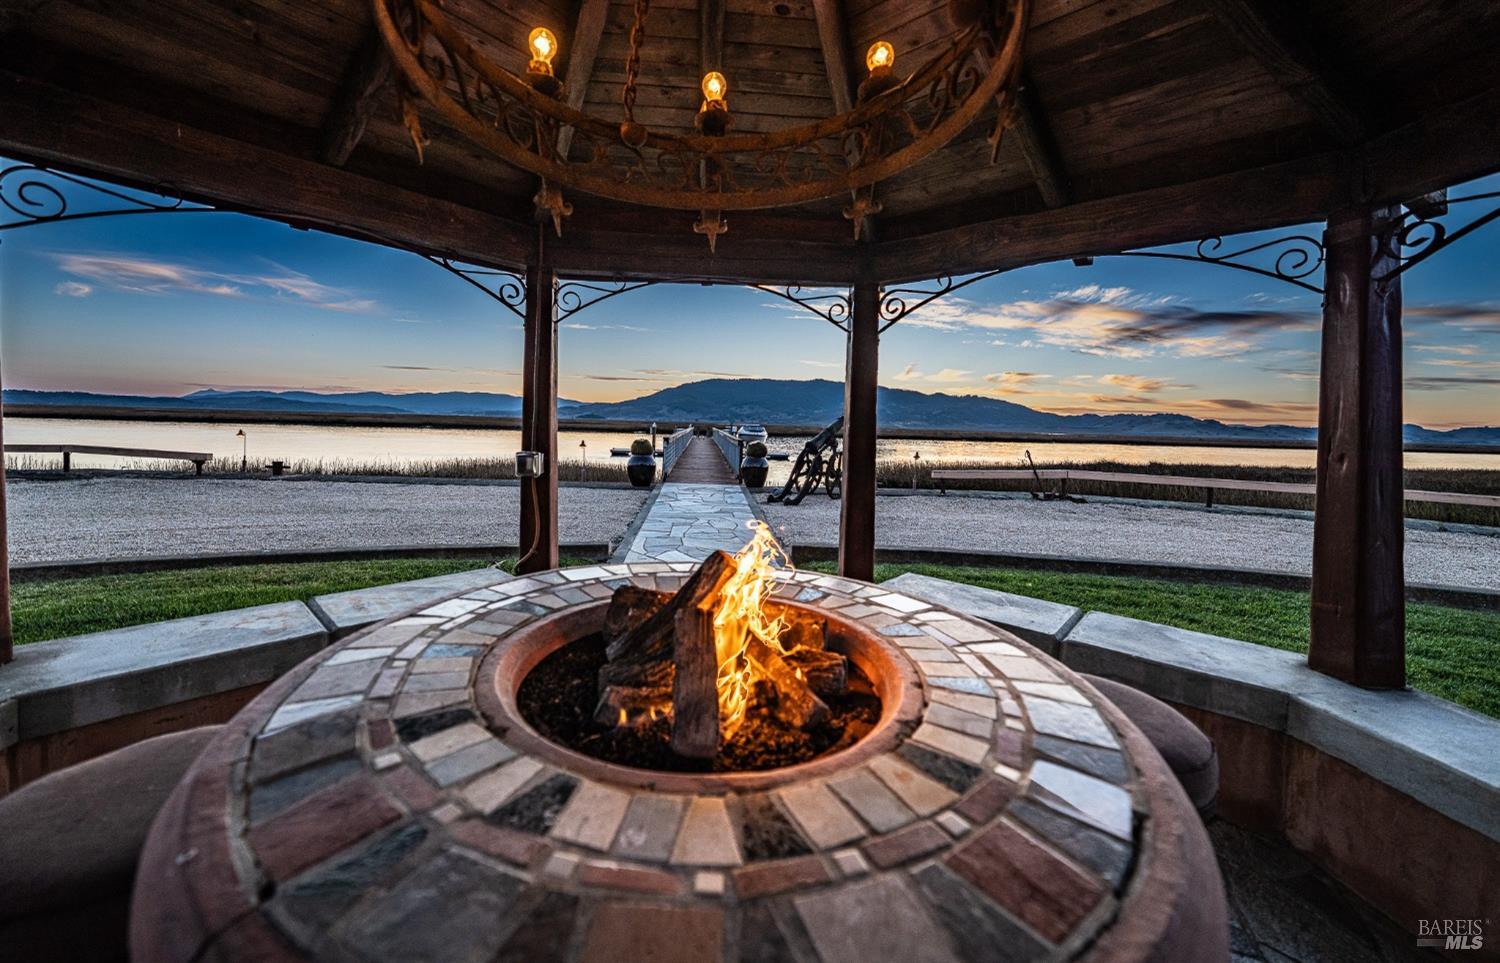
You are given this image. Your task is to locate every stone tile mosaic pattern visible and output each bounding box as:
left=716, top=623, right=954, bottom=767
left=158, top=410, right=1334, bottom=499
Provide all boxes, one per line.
left=619, top=483, right=763, bottom=563
left=148, top=562, right=1156, bottom=962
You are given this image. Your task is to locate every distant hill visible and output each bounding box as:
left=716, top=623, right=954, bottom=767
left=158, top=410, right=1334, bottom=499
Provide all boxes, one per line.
left=3, top=388, right=584, bottom=418
left=6, top=381, right=1499, bottom=445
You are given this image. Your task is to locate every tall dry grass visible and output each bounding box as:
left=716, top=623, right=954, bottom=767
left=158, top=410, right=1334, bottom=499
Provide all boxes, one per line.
left=6, top=453, right=630, bottom=483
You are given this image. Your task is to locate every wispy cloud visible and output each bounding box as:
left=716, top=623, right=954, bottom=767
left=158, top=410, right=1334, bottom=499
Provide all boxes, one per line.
left=561, top=322, right=653, bottom=332
left=1097, top=373, right=1193, bottom=393
left=892, top=285, right=1313, bottom=359
left=892, top=363, right=924, bottom=382
left=52, top=253, right=378, bottom=312
left=381, top=365, right=448, bottom=371
left=800, top=359, right=842, bottom=369
left=53, top=281, right=93, bottom=297
left=982, top=371, right=1049, bottom=395
left=928, top=368, right=972, bottom=382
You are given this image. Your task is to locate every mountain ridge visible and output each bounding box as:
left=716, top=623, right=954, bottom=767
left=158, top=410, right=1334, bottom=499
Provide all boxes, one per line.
left=5, top=381, right=1498, bottom=445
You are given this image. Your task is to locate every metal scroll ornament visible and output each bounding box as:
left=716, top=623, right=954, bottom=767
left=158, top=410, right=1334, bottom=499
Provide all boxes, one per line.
left=372, top=0, right=1028, bottom=245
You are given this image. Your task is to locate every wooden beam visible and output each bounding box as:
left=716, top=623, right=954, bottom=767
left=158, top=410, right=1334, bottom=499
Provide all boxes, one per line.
left=839, top=279, right=878, bottom=582
left=556, top=0, right=608, bottom=161
left=700, top=0, right=725, bottom=77
left=317, top=33, right=391, bottom=167
left=0, top=70, right=535, bottom=270
left=518, top=257, right=560, bottom=575
left=810, top=0, right=855, bottom=115
left=1309, top=205, right=1405, bottom=688
left=872, top=81, right=1500, bottom=282
left=1199, top=0, right=1368, bottom=145
left=1009, top=73, right=1070, bottom=208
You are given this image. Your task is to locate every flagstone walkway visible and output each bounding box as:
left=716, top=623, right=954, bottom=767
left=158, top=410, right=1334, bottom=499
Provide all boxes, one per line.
left=617, top=482, right=763, bottom=563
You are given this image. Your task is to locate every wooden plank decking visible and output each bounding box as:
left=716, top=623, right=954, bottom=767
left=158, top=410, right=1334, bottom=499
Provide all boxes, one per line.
left=664, top=436, right=737, bottom=484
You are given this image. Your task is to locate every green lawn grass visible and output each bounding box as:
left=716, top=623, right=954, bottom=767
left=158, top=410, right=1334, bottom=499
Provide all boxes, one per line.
left=807, top=561, right=1500, bottom=719
left=10, top=557, right=510, bottom=646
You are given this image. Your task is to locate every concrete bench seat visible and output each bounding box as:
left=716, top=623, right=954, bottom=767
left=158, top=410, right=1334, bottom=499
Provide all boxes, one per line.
left=0, top=603, right=328, bottom=792
left=308, top=566, right=512, bottom=638
left=879, top=571, right=1082, bottom=652
left=1059, top=611, right=1500, bottom=844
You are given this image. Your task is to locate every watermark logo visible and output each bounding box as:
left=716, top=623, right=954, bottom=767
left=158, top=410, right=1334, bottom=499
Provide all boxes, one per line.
left=1416, top=919, right=1485, bottom=951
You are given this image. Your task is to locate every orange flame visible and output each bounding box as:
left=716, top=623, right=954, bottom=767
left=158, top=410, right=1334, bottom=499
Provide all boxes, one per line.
left=711, top=520, right=792, bottom=738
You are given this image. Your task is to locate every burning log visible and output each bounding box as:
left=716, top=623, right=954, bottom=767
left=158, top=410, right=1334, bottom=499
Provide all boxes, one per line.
left=746, top=637, right=829, bottom=729
left=782, top=647, right=848, bottom=697
left=593, top=684, right=672, bottom=728
left=591, top=533, right=853, bottom=763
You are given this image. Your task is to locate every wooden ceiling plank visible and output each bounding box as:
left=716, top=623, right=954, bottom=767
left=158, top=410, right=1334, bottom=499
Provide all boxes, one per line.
left=701, top=0, right=726, bottom=74
left=317, top=32, right=392, bottom=167
left=1199, top=0, right=1368, bottom=144
left=557, top=0, right=609, bottom=159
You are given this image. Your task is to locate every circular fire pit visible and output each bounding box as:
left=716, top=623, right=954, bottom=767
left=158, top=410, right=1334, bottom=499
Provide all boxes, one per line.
left=134, top=563, right=1225, bottom=962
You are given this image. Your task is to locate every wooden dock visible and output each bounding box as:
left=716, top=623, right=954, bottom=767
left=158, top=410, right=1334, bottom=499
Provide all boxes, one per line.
left=664, top=436, right=737, bottom=484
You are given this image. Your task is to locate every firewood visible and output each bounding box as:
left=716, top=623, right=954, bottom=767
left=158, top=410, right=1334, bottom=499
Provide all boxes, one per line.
left=781, top=647, right=848, bottom=697
left=594, top=684, right=672, bottom=727
left=603, top=586, right=672, bottom=644
left=669, top=552, right=738, bottom=759
left=746, top=636, right=829, bottom=729
left=776, top=612, right=827, bottom=652
left=605, top=554, right=734, bottom=663
left=598, top=656, right=674, bottom=691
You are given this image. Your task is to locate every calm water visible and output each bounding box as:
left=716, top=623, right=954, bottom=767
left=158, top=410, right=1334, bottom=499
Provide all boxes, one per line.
left=7, top=418, right=1498, bottom=486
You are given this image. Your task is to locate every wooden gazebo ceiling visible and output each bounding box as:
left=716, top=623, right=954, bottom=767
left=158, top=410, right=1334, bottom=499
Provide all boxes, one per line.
left=1, top=0, right=1498, bottom=284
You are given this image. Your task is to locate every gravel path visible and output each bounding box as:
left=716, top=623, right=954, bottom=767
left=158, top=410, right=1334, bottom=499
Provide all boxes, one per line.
left=761, top=493, right=1500, bottom=591
left=6, top=478, right=650, bottom=564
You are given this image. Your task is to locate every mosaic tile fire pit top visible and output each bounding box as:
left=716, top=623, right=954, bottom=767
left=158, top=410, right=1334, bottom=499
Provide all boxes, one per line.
left=134, top=563, right=1199, bottom=963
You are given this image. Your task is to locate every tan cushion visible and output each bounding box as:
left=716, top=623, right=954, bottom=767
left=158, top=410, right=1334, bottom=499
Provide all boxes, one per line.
left=0, top=725, right=221, bottom=960
left=1082, top=674, right=1219, bottom=817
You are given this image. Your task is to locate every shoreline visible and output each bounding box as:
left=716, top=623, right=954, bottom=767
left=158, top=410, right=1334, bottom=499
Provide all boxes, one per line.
left=8, top=404, right=1499, bottom=454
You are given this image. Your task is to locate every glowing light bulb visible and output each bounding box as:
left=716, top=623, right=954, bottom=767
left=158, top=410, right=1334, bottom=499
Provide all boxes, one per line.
left=866, top=40, right=894, bottom=72
left=528, top=26, right=558, bottom=65
left=701, top=71, right=727, bottom=103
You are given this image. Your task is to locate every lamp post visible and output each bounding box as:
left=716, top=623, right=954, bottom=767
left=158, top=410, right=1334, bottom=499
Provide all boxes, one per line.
left=579, top=439, right=586, bottom=464
left=912, top=451, right=920, bottom=490
left=236, top=429, right=246, bottom=472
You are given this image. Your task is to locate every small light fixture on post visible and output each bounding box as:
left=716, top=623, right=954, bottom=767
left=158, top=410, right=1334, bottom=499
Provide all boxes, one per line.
left=694, top=71, right=731, bottom=253
left=579, top=438, right=587, bottom=463
left=525, top=25, right=572, bottom=234
left=912, top=450, right=920, bottom=490
left=235, top=429, right=246, bottom=472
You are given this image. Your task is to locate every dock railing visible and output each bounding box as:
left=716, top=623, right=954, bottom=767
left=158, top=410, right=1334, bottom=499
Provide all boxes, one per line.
left=711, top=428, right=743, bottom=479
left=660, top=427, right=694, bottom=478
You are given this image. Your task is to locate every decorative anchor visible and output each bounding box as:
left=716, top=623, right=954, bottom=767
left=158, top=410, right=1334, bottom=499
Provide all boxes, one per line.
left=693, top=210, right=729, bottom=253
left=534, top=179, right=573, bottom=237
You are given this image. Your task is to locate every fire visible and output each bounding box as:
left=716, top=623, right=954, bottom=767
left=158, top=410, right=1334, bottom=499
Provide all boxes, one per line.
left=711, top=520, right=791, bottom=738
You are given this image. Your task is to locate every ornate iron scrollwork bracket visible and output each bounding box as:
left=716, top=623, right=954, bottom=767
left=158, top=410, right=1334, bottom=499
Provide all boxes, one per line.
left=0, top=164, right=218, bottom=236
left=420, top=256, right=527, bottom=318
left=556, top=279, right=657, bottom=322
left=751, top=285, right=852, bottom=332
left=878, top=270, right=1007, bottom=334
left=1373, top=189, right=1500, bottom=287
left=1109, top=235, right=1327, bottom=294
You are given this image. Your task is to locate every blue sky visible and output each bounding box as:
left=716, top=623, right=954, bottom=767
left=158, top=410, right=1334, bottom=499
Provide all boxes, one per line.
left=1, top=164, right=1496, bottom=429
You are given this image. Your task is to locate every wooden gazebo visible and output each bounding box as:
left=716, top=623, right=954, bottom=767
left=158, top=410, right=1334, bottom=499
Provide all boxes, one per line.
left=1, top=0, right=1499, bottom=698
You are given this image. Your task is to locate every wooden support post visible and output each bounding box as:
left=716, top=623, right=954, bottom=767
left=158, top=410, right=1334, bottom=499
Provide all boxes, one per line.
left=0, top=364, right=11, bottom=664
left=839, top=279, right=879, bottom=581
left=518, top=259, right=559, bottom=574
left=1309, top=205, right=1405, bottom=688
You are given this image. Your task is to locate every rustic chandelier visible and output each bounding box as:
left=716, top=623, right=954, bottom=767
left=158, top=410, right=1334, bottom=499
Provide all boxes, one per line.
left=372, top=0, right=1029, bottom=249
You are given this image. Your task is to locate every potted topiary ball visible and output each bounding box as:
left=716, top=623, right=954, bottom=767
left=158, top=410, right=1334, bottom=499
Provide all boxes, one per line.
left=626, top=437, right=656, bottom=487
left=741, top=440, right=770, bottom=488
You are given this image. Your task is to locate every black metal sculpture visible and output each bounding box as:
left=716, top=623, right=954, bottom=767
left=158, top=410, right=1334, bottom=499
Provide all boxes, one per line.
left=769, top=417, right=843, bottom=505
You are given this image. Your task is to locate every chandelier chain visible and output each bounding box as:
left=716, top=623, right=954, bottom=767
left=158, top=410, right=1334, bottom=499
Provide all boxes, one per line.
left=622, top=0, right=651, bottom=123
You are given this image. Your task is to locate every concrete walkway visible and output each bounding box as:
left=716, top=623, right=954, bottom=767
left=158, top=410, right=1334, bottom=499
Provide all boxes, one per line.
left=618, top=483, right=762, bottom=562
